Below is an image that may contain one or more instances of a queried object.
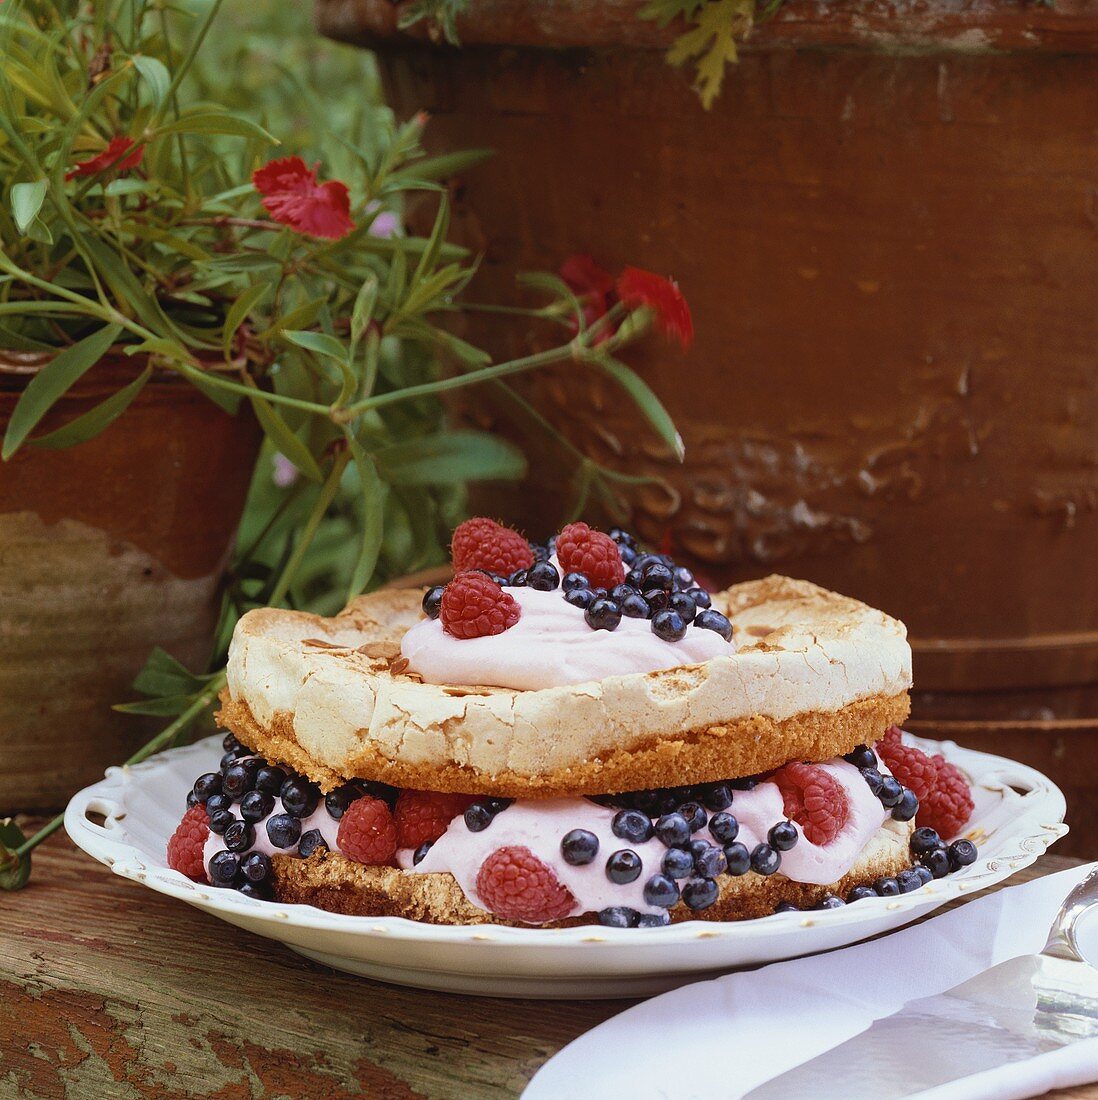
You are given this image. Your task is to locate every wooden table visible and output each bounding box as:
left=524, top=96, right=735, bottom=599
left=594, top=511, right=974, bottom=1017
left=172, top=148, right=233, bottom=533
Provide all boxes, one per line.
left=1, top=822, right=1093, bottom=1099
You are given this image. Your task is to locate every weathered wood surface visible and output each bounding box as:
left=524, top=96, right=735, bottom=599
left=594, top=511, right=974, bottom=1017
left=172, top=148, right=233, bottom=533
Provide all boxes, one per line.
left=0, top=822, right=1092, bottom=1098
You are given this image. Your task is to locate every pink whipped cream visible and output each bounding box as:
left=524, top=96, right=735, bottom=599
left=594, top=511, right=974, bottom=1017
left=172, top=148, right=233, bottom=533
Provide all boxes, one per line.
left=202, top=796, right=341, bottom=872
left=400, top=585, right=733, bottom=690
left=406, top=757, right=891, bottom=921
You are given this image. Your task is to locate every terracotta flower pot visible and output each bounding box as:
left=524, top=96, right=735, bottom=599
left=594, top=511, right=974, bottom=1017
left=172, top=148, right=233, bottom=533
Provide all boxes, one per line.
left=319, top=0, right=1098, bottom=852
left=0, top=353, right=262, bottom=811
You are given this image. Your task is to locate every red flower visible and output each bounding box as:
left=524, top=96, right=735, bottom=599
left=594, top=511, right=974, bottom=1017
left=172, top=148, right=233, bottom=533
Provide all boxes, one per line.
left=616, top=266, right=694, bottom=349
left=252, top=156, right=354, bottom=241
left=560, top=253, right=617, bottom=337
left=65, top=136, right=144, bottom=181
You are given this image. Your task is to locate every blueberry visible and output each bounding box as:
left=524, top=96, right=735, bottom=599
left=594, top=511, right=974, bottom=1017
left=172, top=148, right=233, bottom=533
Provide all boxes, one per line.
left=412, top=842, right=433, bottom=865
left=584, top=598, right=622, bottom=632
left=644, top=874, right=681, bottom=908
left=912, top=865, right=934, bottom=886
left=632, top=790, right=661, bottom=814
left=528, top=561, right=560, bottom=591
left=860, top=767, right=884, bottom=795
left=847, top=885, right=877, bottom=902
left=948, top=839, right=978, bottom=869
left=620, top=593, right=651, bottom=619
left=464, top=802, right=494, bottom=832
left=896, top=869, right=924, bottom=893
left=694, top=609, right=732, bottom=641
left=685, top=587, right=712, bottom=610
left=222, top=732, right=242, bottom=753
left=691, top=841, right=727, bottom=878
left=208, top=850, right=241, bottom=886
left=651, top=609, right=687, bottom=643
left=422, top=585, right=444, bottom=618
left=205, top=793, right=231, bottom=815
left=891, top=789, right=919, bottom=822
left=643, top=589, right=670, bottom=613
left=208, top=808, right=235, bottom=836
left=843, top=745, right=877, bottom=770
left=662, top=847, right=694, bottom=879
left=186, top=790, right=199, bottom=808
left=564, top=587, right=596, bottom=610
left=774, top=901, right=801, bottom=913
left=636, top=912, right=671, bottom=928
left=729, top=777, right=758, bottom=791
left=910, top=826, right=943, bottom=856
left=324, top=784, right=360, bottom=820
left=237, top=881, right=272, bottom=901
left=255, top=765, right=287, bottom=796
left=921, top=848, right=951, bottom=879
left=224, top=819, right=255, bottom=853
left=655, top=812, right=691, bottom=848
left=561, top=571, right=590, bottom=593
left=668, top=592, right=698, bottom=624
left=280, top=776, right=320, bottom=818
left=815, top=894, right=845, bottom=910
left=612, top=810, right=653, bottom=844
left=532, top=541, right=549, bottom=561
left=606, top=849, right=643, bottom=884
left=626, top=567, right=646, bottom=590
left=508, top=569, right=528, bottom=587
left=673, top=566, right=695, bottom=590
left=598, top=906, right=639, bottom=928
left=222, top=762, right=257, bottom=800
left=878, top=777, right=904, bottom=808
left=700, top=783, right=733, bottom=812
left=679, top=802, right=708, bottom=833
left=241, top=851, right=271, bottom=883
left=609, top=583, right=636, bottom=603
left=682, top=877, right=720, bottom=910
left=609, top=527, right=636, bottom=548
left=298, top=829, right=329, bottom=858
left=266, top=813, right=301, bottom=850
left=220, top=748, right=248, bottom=771
left=708, top=811, right=739, bottom=844
left=619, top=545, right=638, bottom=568
left=751, top=843, right=781, bottom=876
left=768, top=821, right=799, bottom=852
left=561, top=829, right=600, bottom=865
left=240, top=790, right=275, bottom=824
left=724, top=842, right=751, bottom=876
left=874, top=876, right=900, bottom=896
left=642, top=563, right=674, bottom=592
left=193, top=772, right=223, bottom=802
left=485, top=797, right=513, bottom=815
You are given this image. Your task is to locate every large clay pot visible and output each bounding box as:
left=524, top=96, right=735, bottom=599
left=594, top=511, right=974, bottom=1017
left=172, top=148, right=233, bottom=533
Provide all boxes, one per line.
left=0, top=353, right=261, bottom=810
left=319, top=0, right=1098, bottom=851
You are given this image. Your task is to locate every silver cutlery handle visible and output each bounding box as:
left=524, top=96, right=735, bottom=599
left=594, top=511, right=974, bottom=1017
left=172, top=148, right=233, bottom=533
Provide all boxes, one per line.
left=1043, top=865, right=1098, bottom=964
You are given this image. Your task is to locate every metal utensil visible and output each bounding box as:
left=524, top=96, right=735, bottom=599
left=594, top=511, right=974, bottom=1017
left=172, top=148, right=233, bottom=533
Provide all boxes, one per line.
left=745, top=868, right=1098, bottom=1098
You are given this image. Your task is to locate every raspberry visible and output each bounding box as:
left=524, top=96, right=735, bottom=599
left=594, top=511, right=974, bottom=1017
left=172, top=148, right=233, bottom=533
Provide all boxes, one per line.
left=773, top=762, right=850, bottom=846
left=394, top=790, right=475, bottom=850
left=439, top=572, right=521, bottom=639
left=450, top=517, right=533, bottom=576
left=167, top=803, right=209, bottom=881
left=555, top=522, right=625, bottom=590
left=336, top=795, right=398, bottom=865
left=475, top=845, right=576, bottom=923
left=878, top=726, right=974, bottom=838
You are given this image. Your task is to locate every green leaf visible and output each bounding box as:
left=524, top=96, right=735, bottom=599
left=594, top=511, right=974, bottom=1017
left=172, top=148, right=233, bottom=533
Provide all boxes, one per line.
left=113, top=694, right=198, bottom=717
left=347, top=437, right=386, bottom=597
left=222, top=282, right=272, bottom=355
left=412, top=198, right=451, bottom=289
left=282, top=330, right=346, bottom=362
left=248, top=392, right=324, bottom=483
left=592, top=356, right=685, bottom=461
left=351, top=276, right=379, bottom=348
left=131, top=646, right=216, bottom=698
left=374, top=431, right=526, bottom=485
left=390, top=148, right=492, bottom=183
left=155, top=113, right=275, bottom=143
left=132, top=55, right=171, bottom=108
left=1, top=324, right=121, bottom=460
left=30, top=364, right=151, bottom=449
left=10, top=179, right=47, bottom=234
left=0, top=820, right=30, bottom=891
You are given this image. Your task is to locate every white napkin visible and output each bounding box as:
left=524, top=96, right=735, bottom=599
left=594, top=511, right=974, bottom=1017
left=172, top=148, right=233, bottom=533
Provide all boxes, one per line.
left=524, top=863, right=1098, bottom=1100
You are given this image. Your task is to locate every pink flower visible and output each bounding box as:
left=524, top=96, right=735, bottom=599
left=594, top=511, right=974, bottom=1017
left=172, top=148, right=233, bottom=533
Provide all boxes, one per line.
left=65, top=136, right=144, bottom=181
left=616, top=267, right=694, bottom=350
left=252, top=156, right=354, bottom=240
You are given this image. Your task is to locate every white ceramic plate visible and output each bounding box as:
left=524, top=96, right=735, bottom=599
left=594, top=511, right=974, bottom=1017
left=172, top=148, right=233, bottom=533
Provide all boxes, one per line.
left=65, top=735, right=1068, bottom=999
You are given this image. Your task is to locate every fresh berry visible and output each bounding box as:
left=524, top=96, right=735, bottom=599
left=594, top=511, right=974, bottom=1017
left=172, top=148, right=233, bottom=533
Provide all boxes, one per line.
left=655, top=812, right=691, bottom=848
left=642, top=561, right=674, bottom=590
left=220, top=748, right=248, bottom=770
left=527, top=561, right=560, bottom=591
left=584, top=598, right=622, bottom=632
left=691, top=842, right=727, bottom=878
left=564, top=587, right=596, bottom=610
left=561, top=571, right=589, bottom=593
left=891, top=789, right=920, bottom=822
left=644, top=874, right=680, bottom=908
left=266, top=813, right=302, bottom=850
left=325, top=782, right=365, bottom=820
left=508, top=569, right=528, bottom=587
left=948, top=839, right=978, bottom=869
left=847, top=885, right=876, bottom=902
left=751, top=843, right=781, bottom=876
left=910, top=826, right=943, bottom=855
left=555, top=522, right=626, bottom=590
left=208, top=808, right=235, bottom=836
left=700, top=783, right=733, bottom=811
left=874, top=876, right=900, bottom=896
left=709, top=811, right=739, bottom=844
left=667, top=592, right=697, bottom=624
left=774, top=901, right=801, bottom=913
left=167, top=804, right=209, bottom=881
left=599, top=906, right=639, bottom=928
left=694, top=608, right=732, bottom=641
left=896, top=869, right=924, bottom=893
left=223, top=732, right=242, bottom=753
left=686, top=587, right=711, bottom=610
left=240, top=790, right=275, bottom=824
left=612, top=809, right=654, bottom=844
left=678, top=802, right=708, bottom=833
left=255, top=765, right=287, bottom=796
left=773, top=762, right=850, bottom=846
left=223, top=761, right=258, bottom=800
left=337, top=796, right=398, bottom=865
left=464, top=801, right=498, bottom=832
left=610, top=583, right=636, bottom=603
left=451, top=517, right=534, bottom=576
left=204, top=793, right=231, bottom=814
left=298, top=829, right=329, bottom=858
left=912, top=865, right=934, bottom=886
left=412, top=842, right=433, bottom=865
left=921, top=847, right=951, bottom=879
left=609, top=527, right=636, bottom=548
left=440, top=572, right=521, bottom=639
left=682, top=877, right=719, bottom=910
left=561, top=829, right=600, bottom=865
left=662, top=847, right=694, bottom=879
left=724, top=842, right=751, bottom=875
left=768, top=820, right=799, bottom=852
left=606, top=849, right=643, bottom=884
left=729, top=777, right=758, bottom=791
left=644, top=589, right=670, bottom=613
left=620, top=593, right=651, bottom=619
left=391, top=790, right=471, bottom=850
left=280, top=776, right=320, bottom=818
left=476, top=845, right=575, bottom=923
left=422, top=585, right=445, bottom=619
left=241, top=851, right=271, bottom=883
left=223, top=820, right=254, bottom=853
left=208, top=850, right=241, bottom=886
left=637, top=911, right=671, bottom=927
left=237, top=882, right=272, bottom=901
left=844, top=745, right=877, bottom=770
left=878, top=777, right=904, bottom=808
left=651, top=609, right=687, bottom=642
left=860, top=767, right=884, bottom=795
left=877, top=726, right=974, bottom=839
left=815, top=894, right=845, bottom=910
left=193, top=772, right=222, bottom=802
